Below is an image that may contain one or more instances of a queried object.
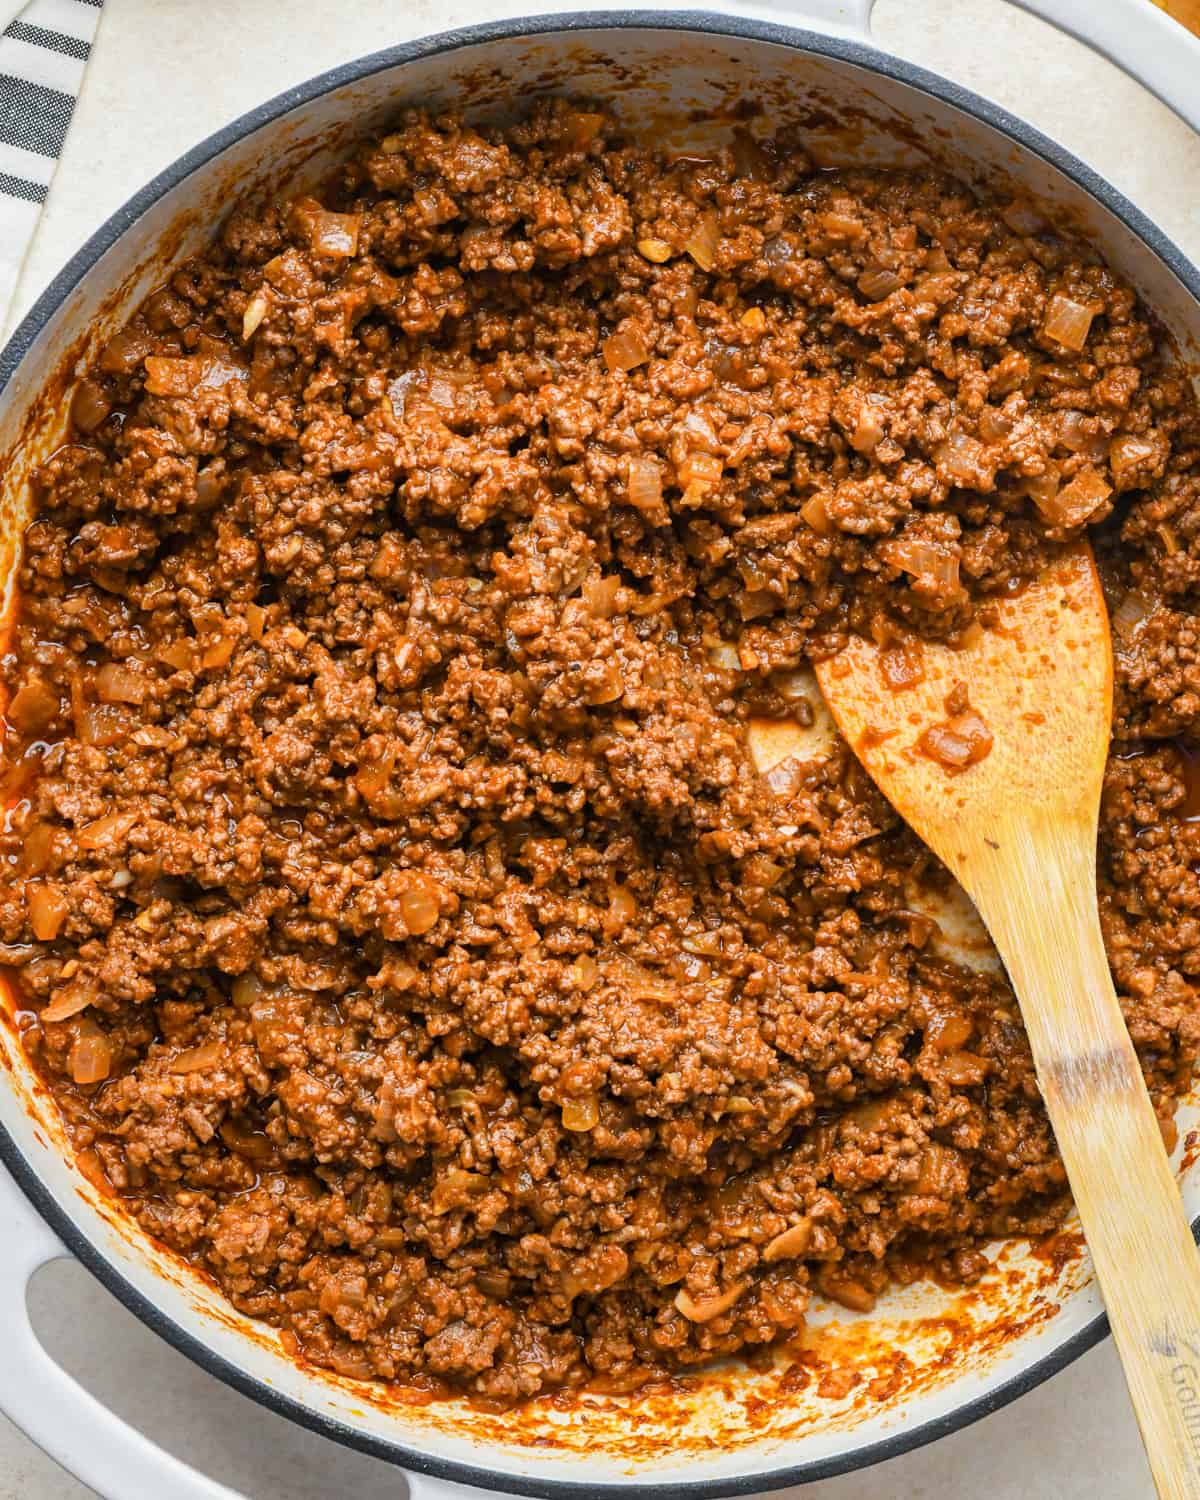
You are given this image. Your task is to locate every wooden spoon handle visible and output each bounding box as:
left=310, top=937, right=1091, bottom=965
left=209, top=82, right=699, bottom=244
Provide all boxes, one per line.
left=973, top=820, right=1200, bottom=1499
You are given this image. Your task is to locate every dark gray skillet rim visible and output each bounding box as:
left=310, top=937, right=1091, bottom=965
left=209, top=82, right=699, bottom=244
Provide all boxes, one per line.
left=2, top=8, right=1199, bottom=1495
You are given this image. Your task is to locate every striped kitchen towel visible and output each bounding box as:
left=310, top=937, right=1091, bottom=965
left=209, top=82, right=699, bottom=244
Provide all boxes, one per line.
left=0, top=0, right=100, bottom=327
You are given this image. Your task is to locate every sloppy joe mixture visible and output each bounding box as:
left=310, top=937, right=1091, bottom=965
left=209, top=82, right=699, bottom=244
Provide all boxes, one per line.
left=3, top=103, right=1199, bottom=1402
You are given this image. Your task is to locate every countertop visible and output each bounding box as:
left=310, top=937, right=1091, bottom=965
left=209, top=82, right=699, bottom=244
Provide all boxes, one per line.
left=2, top=0, right=1199, bottom=1496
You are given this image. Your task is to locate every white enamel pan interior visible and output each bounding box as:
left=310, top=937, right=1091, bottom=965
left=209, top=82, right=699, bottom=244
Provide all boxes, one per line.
left=1, top=5, right=1200, bottom=1499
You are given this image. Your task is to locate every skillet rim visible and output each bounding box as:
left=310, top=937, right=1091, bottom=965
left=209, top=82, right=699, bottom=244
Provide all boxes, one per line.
left=1, top=10, right=1198, bottom=1494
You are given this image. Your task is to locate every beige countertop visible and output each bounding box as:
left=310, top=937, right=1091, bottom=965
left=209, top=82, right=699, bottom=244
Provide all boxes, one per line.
left=1, top=2, right=1198, bottom=1496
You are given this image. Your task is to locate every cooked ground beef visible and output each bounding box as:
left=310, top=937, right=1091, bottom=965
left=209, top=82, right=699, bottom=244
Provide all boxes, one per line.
left=3, top=101, right=1200, bottom=1403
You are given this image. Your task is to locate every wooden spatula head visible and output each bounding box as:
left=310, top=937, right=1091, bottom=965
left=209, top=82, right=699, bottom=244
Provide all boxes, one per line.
left=814, top=543, right=1111, bottom=897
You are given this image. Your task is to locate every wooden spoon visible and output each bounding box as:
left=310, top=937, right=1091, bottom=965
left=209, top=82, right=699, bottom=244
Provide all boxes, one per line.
left=807, top=542, right=1200, bottom=1500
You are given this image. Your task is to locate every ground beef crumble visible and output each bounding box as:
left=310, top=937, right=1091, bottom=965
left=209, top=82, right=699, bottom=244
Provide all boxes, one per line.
left=2, top=101, right=1200, bottom=1402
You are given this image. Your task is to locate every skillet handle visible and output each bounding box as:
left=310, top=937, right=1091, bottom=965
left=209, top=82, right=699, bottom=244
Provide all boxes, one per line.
left=1005, top=0, right=1200, bottom=134
left=0, top=1161, right=251, bottom=1500
left=723, top=0, right=1200, bottom=134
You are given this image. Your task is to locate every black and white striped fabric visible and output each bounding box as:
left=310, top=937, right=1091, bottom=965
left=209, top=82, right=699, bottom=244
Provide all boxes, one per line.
left=0, top=0, right=100, bottom=323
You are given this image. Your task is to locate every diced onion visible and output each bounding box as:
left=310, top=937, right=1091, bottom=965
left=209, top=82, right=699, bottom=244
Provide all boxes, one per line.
left=387, top=370, right=428, bottom=417
left=143, top=357, right=201, bottom=397
left=607, top=884, right=637, bottom=930
left=684, top=210, right=719, bottom=272
left=858, top=268, right=902, bottom=301
left=202, top=637, right=236, bottom=670
left=250, top=996, right=286, bottom=1051
left=80, top=703, right=133, bottom=747
left=1032, top=463, right=1111, bottom=526
left=674, top=284, right=699, bottom=320
left=1056, top=410, right=1105, bottom=458
left=1112, top=590, right=1154, bottom=639
left=738, top=589, right=775, bottom=621
left=22, top=823, right=62, bottom=876
left=1109, top=433, right=1161, bottom=483
left=678, top=451, right=723, bottom=487
left=936, top=432, right=984, bottom=484
left=370, top=1227, right=409, bottom=1251
left=1043, top=292, right=1095, bottom=352
left=232, top=973, right=263, bottom=1008
left=7, top=678, right=59, bottom=733
left=170, top=1041, right=223, bottom=1074
left=157, top=639, right=196, bottom=671
left=818, top=1272, right=877, bottom=1313
left=429, top=1166, right=489, bottom=1213
left=42, top=981, right=97, bottom=1023
left=69, top=1026, right=112, bottom=1085
left=77, top=810, right=138, bottom=850
left=800, top=494, right=832, bottom=537
left=765, top=757, right=804, bottom=797
left=882, top=537, right=961, bottom=593
left=977, top=405, right=1013, bottom=443
left=220, top=1118, right=274, bottom=1161
left=303, top=209, right=361, bottom=258
left=583, top=574, right=621, bottom=619
left=356, top=746, right=400, bottom=817
left=637, top=238, right=674, bottom=263
left=569, top=955, right=599, bottom=991
left=476, top=1269, right=513, bottom=1298
left=71, top=378, right=113, bottom=434
left=562, top=1097, right=599, bottom=1132
left=196, top=466, right=225, bottom=506
left=707, top=641, right=741, bottom=671
left=680, top=410, right=721, bottom=453
left=242, top=291, right=270, bottom=342
left=95, top=661, right=147, bottom=705
left=763, top=1219, right=813, bottom=1262
left=583, top=660, right=624, bottom=704
left=197, top=357, right=249, bottom=392
left=131, top=727, right=174, bottom=752
left=602, top=322, right=650, bottom=373
left=939, top=1050, right=988, bottom=1085
left=100, top=327, right=155, bottom=375
left=398, top=872, right=442, bottom=935
left=820, top=210, right=865, bottom=242
left=850, top=399, right=885, bottom=455
left=28, top=885, right=68, bottom=941
left=144, top=355, right=247, bottom=398
left=919, top=711, right=993, bottom=771
left=1021, top=462, right=1061, bottom=511
left=742, top=853, right=782, bottom=889
left=772, top=669, right=812, bottom=703
left=674, top=1282, right=745, bottom=1322
left=880, top=644, right=924, bottom=690
left=926, top=1009, right=974, bottom=1053
left=627, top=455, right=663, bottom=516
